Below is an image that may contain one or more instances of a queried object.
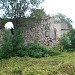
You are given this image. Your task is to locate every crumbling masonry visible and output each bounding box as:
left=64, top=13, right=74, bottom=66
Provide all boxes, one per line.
left=0, top=15, right=69, bottom=47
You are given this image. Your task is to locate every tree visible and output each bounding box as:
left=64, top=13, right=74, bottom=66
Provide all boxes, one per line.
left=12, top=28, right=24, bottom=55
left=2, top=29, right=13, bottom=58
left=52, top=13, right=73, bottom=28
left=60, top=29, right=75, bottom=51
left=1, top=28, right=24, bottom=58
left=0, top=0, right=44, bottom=18
left=0, top=0, right=44, bottom=28
left=30, top=9, right=45, bottom=21
left=68, top=29, right=75, bottom=49
left=60, top=34, right=71, bottom=49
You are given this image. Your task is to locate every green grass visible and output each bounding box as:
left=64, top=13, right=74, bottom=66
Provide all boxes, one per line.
left=0, top=52, right=75, bottom=75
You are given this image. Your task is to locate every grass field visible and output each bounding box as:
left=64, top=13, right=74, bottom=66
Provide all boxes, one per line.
left=0, top=52, right=75, bottom=75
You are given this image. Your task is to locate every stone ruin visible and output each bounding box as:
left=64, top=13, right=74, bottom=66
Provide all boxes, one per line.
left=0, top=15, right=69, bottom=47
left=22, top=15, right=69, bottom=46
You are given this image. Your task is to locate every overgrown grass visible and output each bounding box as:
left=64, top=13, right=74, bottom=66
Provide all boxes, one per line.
left=0, top=52, right=75, bottom=75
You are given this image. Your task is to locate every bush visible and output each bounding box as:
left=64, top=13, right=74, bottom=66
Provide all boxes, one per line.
left=0, top=28, right=60, bottom=59
left=68, top=29, right=75, bottom=50
left=17, top=43, right=60, bottom=58
left=12, top=27, right=24, bottom=56
left=17, top=48, right=29, bottom=57
left=2, top=29, right=13, bottom=58
left=59, top=29, right=75, bottom=51
left=0, top=28, right=24, bottom=59
left=50, top=44, right=66, bottom=52
left=59, top=34, right=71, bottom=50
left=0, top=49, right=4, bottom=59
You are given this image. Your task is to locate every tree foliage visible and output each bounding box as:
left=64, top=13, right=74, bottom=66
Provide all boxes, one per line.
left=0, top=28, right=24, bottom=59
left=0, top=0, right=44, bottom=18
left=0, top=0, right=44, bottom=28
left=68, top=29, right=75, bottom=49
left=12, top=28, right=24, bottom=55
left=60, top=34, right=71, bottom=49
left=30, top=9, right=45, bottom=21
left=2, top=29, right=13, bottom=58
left=60, top=29, right=75, bottom=51
left=52, top=13, right=73, bottom=28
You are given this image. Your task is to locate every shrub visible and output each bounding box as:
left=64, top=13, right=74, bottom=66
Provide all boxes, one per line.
left=17, top=48, right=29, bottom=57
left=68, top=29, right=75, bottom=50
left=50, top=44, right=65, bottom=52
left=0, top=28, right=60, bottom=59
left=60, top=29, right=75, bottom=51
left=17, top=43, right=60, bottom=58
left=12, top=27, right=24, bottom=56
left=59, top=34, right=71, bottom=50
left=1, top=28, right=24, bottom=59
left=2, top=29, right=13, bottom=58
left=0, top=49, right=4, bottom=59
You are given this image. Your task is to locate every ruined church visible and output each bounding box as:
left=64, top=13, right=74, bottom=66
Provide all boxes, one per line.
left=0, top=15, right=69, bottom=46
left=22, top=15, right=69, bottom=46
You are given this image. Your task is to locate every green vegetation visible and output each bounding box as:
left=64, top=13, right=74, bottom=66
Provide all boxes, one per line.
left=1, top=29, right=13, bottom=59
left=12, top=28, right=24, bottom=56
left=60, top=34, right=71, bottom=50
left=0, top=4, right=75, bottom=74
left=0, top=0, right=44, bottom=18
left=30, top=9, right=45, bottom=21
left=0, top=28, right=24, bottom=59
left=68, top=29, right=75, bottom=49
left=17, top=43, right=60, bottom=58
left=0, top=0, right=45, bottom=28
left=52, top=13, right=73, bottom=28
left=1, top=29, right=75, bottom=74
left=60, top=29, right=75, bottom=51
left=0, top=52, right=75, bottom=75
left=0, top=28, right=60, bottom=59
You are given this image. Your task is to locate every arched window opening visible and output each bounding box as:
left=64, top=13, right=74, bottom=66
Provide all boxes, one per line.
left=5, top=22, right=14, bottom=35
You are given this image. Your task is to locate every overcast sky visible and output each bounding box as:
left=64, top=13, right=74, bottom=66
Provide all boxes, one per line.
left=42, top=0, right=75, bottom=28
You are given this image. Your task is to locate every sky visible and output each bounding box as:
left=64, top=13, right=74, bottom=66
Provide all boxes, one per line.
left=42, top=0, right=75, bottom=28
left=5, top=22, right=14, bottom=29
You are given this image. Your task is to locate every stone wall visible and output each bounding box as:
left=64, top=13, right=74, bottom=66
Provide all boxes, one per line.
left=22, top=15, right=69, bottom=46
left=0, top=15, right=69, bottom=46
left=22, top=16, right=50, bottom=45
